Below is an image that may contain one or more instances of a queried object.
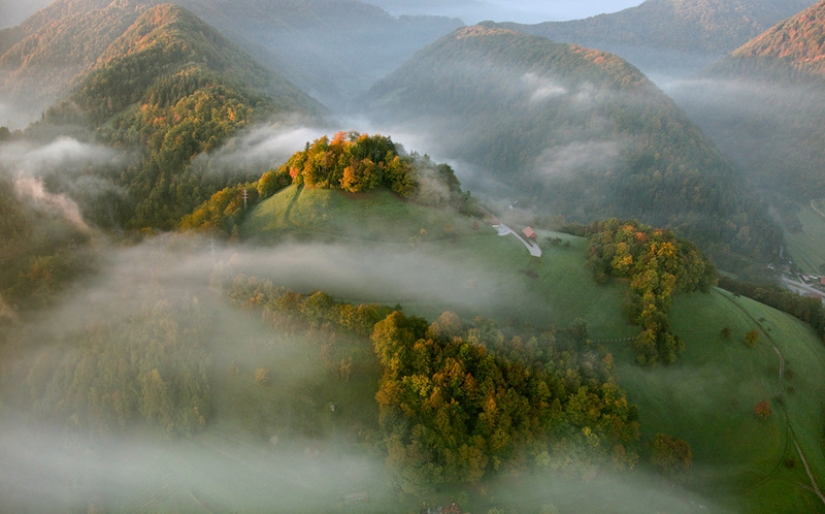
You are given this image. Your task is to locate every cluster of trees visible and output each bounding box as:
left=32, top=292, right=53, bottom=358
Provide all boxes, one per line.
left=19, top=295, right=211, bottom=436
left=718, top=276, right=825, bottom=340
left=182, top=132, right=474, bottom=236
left=222, top=274, right=640, bottom=493
left=180, top=182, right=261, bottom=238
left=224, top=274, right=395, bottom=338
left=372, top=312, right=640, bottom=493
left=575, top=219, right=717, bottom=364
left=279, top=132, right=470, bottom=209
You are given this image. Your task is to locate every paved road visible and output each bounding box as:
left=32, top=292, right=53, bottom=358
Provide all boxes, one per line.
left=493, top=224, right=542, bottom=257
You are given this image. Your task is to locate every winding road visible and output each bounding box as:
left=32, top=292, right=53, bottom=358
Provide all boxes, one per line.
left=492, top=224, right=542, bottom=257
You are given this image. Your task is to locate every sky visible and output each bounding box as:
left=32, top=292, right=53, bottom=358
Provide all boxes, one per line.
left=0, top=0, right=647, bottom=29
left=0, top=0, right=53, bottom=28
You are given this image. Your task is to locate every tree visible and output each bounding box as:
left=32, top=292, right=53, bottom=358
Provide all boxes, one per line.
left=755, top=400, right=771, bottom=419
left=744, top=330, right=759, bottom=348
left=651, top=433, right=692, bottom=477
left=720, top=326, right=732, bottom=340
left=254, top=367, right=270, bottom=386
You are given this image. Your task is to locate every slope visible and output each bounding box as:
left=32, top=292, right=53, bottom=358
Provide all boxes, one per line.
left=236, top=181, right=825, bottom=513
left=503, top=0, right=813, bottom=78
left=33, top=4, right=324, bottom=230
left=672, top=0, right=825, bottom=271
left=0, top=0, right=462, bottom=118
left=0, top=0, right=150, bottom=126
left=364, top=24, right=782, bottom=271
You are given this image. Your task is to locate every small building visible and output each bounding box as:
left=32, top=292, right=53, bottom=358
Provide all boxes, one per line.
left=523, top=226, right=537, bottom=240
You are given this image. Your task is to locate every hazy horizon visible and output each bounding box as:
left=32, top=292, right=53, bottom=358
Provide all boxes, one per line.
left=0, top=0, right=646, bottom=29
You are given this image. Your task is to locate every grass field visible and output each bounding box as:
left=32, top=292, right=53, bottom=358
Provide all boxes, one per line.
left=785, top=201, right=825, bottom=275
left=231, top=186, right=825, bottom=512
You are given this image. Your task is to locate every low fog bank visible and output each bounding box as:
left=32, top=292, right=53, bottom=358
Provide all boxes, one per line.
left=0, top=422, right=389, bottom=513
left=667, top=76, right=825, bottom=205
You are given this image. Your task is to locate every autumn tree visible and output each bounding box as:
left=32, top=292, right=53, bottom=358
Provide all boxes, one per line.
left=651, top=433, right=693, bottom=477
left=755, top=400, right=771, bottom=419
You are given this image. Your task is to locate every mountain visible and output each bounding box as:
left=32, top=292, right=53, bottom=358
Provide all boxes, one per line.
left=502, top=0, right=814, bottom=78
left=364, top=24, right=782, bottom=270
left=671, top=0, right=825, bottom=270
left=0, top=0, right=151, bottom=125
left=31, top=4, right=323, bottom=230
left=709, top=0, right=825, bottom=80
left=0, top=0, right=462, bottom=119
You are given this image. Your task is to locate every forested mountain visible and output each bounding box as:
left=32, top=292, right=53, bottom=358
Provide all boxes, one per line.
left=364, top=24, right=781, bottom=269
left=673, top=0, right=825, bottom=215
left=33, top=4, right=323, bottom=230
left=0, top=0, right=462, bottom=118
left=0, top=0, right=151, bottom=124
left=502, top=0, right=814, bottom=77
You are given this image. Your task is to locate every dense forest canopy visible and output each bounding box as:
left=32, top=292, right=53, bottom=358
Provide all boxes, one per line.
left=29, top=4, right=322, bottom=231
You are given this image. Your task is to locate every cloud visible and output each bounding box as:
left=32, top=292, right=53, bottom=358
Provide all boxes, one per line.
left=202, top=124, right=330, bottom=173
left=0, top=137, right=117, bottom=176
left=13, top=176, right=90, bottom=233
left=522, top=73, right=567, bottom=102
left=533, top=140, right=621, bottom=181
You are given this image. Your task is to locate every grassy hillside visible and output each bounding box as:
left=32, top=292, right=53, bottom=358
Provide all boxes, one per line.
left=237, top=185, right=825, bottom=512
left=241, top=185, right=632, bottom=332
left=364, top=24, right=782, bottom=271
left=785, top=202, right=825, bottom=274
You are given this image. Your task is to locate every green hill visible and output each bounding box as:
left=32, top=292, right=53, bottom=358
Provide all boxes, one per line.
left=502, top=0, right=813, bottom=76
left=234, top=183, right=825, bottom=513
left=364, top=24, right=782, bottom=272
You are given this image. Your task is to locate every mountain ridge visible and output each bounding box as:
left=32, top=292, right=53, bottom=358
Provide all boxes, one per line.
left=364, top=23, right=782, bottom=269
left=501, top=0, right=814, bottom=76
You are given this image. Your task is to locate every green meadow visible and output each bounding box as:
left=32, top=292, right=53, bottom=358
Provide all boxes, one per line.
left=233, top=185, right=825, bottom=513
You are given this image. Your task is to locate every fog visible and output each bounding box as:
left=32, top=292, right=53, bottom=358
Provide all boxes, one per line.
left=667, top=75, right=825, bottom=206
left=369, top=0, right=645, bottom=24
left=0, top=230, right=724, bottom=512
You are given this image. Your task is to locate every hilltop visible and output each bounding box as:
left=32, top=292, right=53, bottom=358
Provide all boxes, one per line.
left=708, top=0, right=825, bottom=80
left=502, top=0, right=813, bottom=77
left=364, top=24, right=782, bottom=271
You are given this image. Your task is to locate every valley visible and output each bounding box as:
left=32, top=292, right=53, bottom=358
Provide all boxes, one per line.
left=1, top=1, right=825, bottom=513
